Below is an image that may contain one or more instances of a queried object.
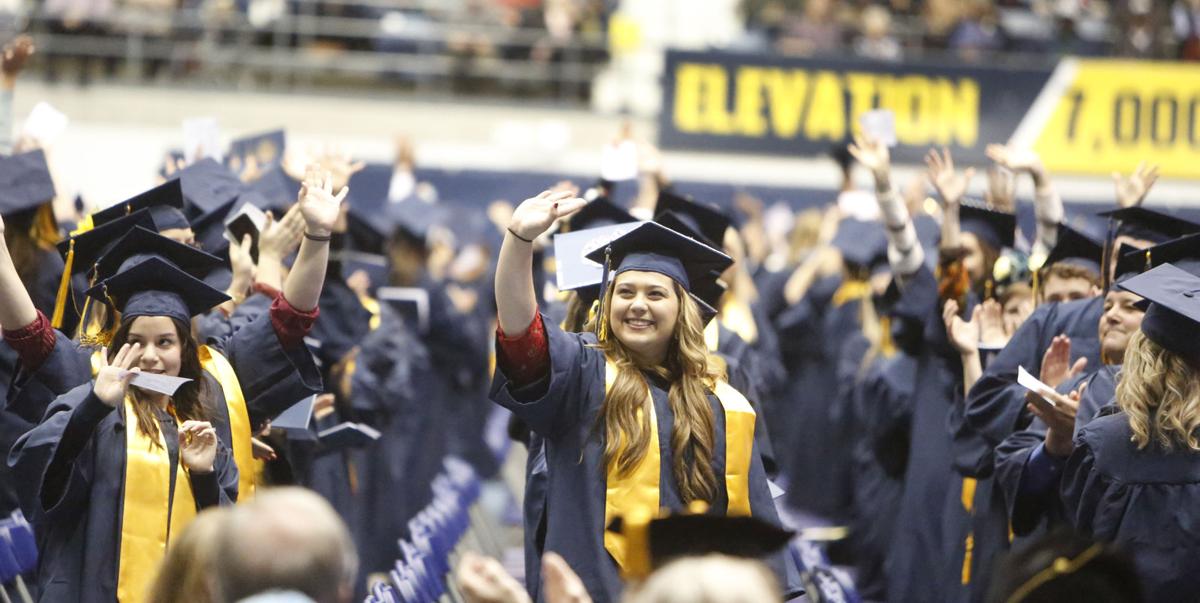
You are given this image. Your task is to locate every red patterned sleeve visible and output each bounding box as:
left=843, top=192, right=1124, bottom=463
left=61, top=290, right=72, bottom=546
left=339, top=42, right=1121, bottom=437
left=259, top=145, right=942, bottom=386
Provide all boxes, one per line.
left=495, top=311, right=550, bottom=388
left=2, top=310, right=57, bottom=371
left=269, top=292, right=320, bottom=350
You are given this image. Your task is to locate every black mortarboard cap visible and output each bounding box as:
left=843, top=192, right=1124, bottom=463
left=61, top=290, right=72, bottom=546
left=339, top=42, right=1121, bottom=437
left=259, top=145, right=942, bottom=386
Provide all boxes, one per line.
left=585, top=221, right=732, bottom=292
left=56, top=210, right=157, bottom=276
left=654, top=191, right=732, bottom=249
left=959, top=203, right=1016, bottom=251
left=1118, top=263, right=1200, bottom=362
left=0, top=150, right=55, bottom=216
left=1098, top=207, right=1200, bottom=245
left=568, top=197, right=637, bottom=232
left=93, top=226, right=223, bottom=281
left=1112, top=243, right=1148, bottom=284
left=1042, top=223, right=1103, bottom=275
left=1132, top=232, right=1200, bottom=277
left=91, top=180, right=187, bottom=229
left=646, top=514, right=794, bottom=569
left=831, top=218, right=888, bottom=270
left=86, top=255, right=230, bottom=323
left=179, top=159, right=245, bottom=221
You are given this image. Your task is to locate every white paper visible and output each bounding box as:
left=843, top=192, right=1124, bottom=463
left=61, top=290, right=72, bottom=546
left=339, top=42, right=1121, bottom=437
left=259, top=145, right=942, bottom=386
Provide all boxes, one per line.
left=1017, top=366, right=1058, bottom=405
left=21, top=102, right=68, bottom=146
left=859, top=109, right=897, bottom=147
left=182, top=117, right=222, bottom=163
left=123, top=371, right=193, bottom=397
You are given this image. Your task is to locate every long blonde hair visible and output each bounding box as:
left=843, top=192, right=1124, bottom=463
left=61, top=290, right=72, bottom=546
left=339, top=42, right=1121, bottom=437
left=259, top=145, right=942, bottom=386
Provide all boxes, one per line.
left=1115, top=330, right=1200, bottom=451
left=595, top=280, right=726, bottom=504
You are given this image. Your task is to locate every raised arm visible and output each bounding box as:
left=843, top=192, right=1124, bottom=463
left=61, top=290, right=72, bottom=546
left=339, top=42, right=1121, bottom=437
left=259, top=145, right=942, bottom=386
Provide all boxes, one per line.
left=496, top=190, right=585, bottom=335
left=0, top=214, right=39, bottom=330
left=987, top=145, right=1061, bottom=256
left=0, top=36, right=34, bottom=154
left=848, top=135, right=925, bottom=283
left=283, top=169, right=347, bottom=312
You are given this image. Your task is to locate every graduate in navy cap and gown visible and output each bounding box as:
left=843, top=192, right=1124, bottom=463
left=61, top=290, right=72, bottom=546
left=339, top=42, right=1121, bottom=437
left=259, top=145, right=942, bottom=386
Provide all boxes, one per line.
left=1058, top=263, right=1200, bottom=601
left=0, top=172, right=339, bottom=522
left=491, top=189, right=790, bottom=603
left=996, top=235, right=1200, bottom=543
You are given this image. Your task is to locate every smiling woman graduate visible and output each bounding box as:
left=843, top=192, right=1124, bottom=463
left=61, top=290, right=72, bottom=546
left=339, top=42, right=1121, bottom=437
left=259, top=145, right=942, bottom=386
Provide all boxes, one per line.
left=491, top=190, right=788, bottom=603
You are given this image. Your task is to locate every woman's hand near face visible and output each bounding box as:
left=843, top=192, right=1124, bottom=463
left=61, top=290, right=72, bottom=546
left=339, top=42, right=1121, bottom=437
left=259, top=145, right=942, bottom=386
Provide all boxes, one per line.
left=93, top=344, right=143, bottom=407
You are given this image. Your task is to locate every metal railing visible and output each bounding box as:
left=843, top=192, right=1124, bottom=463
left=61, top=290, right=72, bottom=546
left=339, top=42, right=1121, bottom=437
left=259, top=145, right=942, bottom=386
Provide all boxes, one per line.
left=12, top=0, right=611, bottom=102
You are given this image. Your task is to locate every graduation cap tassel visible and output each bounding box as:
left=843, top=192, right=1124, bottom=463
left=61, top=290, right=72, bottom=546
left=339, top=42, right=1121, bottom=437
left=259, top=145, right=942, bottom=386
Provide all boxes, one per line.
left=50, top=239, right=74, bottom=329
left=1100, top=216, right=1116, bottom=291
left=596, top=245, right=612, bottom=343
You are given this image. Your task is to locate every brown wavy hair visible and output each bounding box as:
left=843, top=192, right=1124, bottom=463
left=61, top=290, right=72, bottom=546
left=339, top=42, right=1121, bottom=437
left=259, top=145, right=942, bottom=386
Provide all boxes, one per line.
left=595, top=280, right=727, bottom=504
left=1115, top=330, right=1200, bottom=451
left=109, top=317, right=211, bottom=446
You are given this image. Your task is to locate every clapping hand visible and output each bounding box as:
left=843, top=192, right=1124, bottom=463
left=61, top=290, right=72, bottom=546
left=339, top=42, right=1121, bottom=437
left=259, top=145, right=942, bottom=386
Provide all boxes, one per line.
left=179, top=420, right=218, bottom=474
left=1039, top=335, right=1088, bottom=390
left=943, top=299, right=980, bottom=356
left=93, top=344, right=143, bottom=407
left=1028, top=381, right=1086, bottom=458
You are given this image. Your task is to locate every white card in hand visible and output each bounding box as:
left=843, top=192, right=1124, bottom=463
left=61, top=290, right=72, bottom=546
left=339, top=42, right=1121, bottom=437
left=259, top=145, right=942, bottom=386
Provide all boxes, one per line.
left=859, top=109, right=897, bottom=147
left=123, top=372, right=193, bottom=397
left=22, top=102, right=69, bottom=146
left=1017, top=366, right=1057, bottom=405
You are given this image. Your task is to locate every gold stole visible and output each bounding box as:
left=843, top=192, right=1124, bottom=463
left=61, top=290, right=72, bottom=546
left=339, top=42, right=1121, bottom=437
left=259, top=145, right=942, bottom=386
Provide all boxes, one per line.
left=601, top=358, right=757, bottom=571
left=832, top=280, right=871, bottom=308
left=116, top=397, right=198, bottom=603
left=719, top=297, right=758, bottom=344
left=960, top=477, right=978, bottom=585
left=197, top=346, right=259, bottom=502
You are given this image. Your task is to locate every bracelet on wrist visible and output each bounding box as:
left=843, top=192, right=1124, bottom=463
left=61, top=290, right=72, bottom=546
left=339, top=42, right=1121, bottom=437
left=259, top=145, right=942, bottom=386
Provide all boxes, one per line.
left=304, top=231, right=332, bottom=242
left=507, top=227, right=534, bottom=244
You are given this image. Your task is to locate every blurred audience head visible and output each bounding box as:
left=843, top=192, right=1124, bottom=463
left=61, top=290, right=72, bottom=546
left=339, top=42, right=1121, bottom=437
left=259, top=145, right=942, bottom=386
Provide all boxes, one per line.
left=213, top=487, right=358, bottom=603
left=622, top=555, right=781, bottom=603
left=147, top=507, right=229, bottom=603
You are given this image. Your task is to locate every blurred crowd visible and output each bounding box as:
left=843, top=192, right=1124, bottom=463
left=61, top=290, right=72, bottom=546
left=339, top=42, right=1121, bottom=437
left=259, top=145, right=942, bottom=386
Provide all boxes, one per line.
left=741, top=0, right=1200, bottom=63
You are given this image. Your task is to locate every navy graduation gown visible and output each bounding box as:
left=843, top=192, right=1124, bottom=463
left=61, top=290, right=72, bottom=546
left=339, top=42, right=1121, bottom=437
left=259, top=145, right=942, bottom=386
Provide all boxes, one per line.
left=994, top=366, right=1116, bottom=539
left=9, top=384, right=238, bottom=603
left=1061, top=409, right=1200, bottom=602
left=348, top=307, right=446, bottom=578
left=959, top=296, right=1103, bottom=477
left=490, top=318, right=786, bottom=603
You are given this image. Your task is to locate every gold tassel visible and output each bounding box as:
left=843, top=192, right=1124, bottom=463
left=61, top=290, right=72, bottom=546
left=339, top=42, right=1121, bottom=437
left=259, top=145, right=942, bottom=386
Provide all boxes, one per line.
left=51, top=239, right=75, bottom=329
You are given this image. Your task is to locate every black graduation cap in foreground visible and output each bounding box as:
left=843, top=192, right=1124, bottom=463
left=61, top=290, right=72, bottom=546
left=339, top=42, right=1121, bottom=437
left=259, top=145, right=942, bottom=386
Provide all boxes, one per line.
left=57, top=210, right=157, bottom=276
left=1131, top=232, right=1200, bottom=277
left=0, top=150, right=55, bottom=216
left=1098, top=206, right=1200, bottom=245
left=1118, top=263, right=1200, bottom=362
left=607, top=511, right=794, bottom=579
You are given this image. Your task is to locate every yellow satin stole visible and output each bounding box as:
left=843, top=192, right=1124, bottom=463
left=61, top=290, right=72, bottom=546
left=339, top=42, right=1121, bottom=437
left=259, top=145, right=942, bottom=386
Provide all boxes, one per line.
left=116, top=397, right=198, bottom=603
left=601, top=358, right=757, bottom=572
left=719, top=297, right=759, bottom=344
left=197, top=346, right=258, bottom=501
left=832, top=280, right=871, bottom=308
